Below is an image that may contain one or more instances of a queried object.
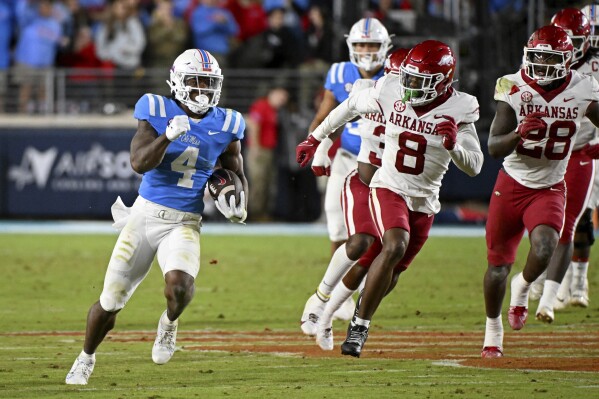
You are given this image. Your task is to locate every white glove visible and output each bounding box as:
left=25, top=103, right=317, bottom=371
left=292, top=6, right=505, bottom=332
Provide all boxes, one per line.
left=215, top=191, right=247, bottom=224
left=165, top=115, right=191, bottom=141
left=311, top=137, right=333, bottom=176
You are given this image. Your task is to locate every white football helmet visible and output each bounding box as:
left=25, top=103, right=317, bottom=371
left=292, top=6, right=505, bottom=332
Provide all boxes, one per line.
left=582, top=4, right=599, bottom=48
left=345, top=18, right=391, bottom=71
left=167, top=49, right=223, bottom=114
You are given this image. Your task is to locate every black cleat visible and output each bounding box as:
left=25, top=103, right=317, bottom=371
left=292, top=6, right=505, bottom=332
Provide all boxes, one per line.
left=341, top=324, right=369, bottom=358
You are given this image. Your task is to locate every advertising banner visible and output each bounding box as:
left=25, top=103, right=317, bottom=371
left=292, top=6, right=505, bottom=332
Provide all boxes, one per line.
left=1, top=129, right=140, bottom=218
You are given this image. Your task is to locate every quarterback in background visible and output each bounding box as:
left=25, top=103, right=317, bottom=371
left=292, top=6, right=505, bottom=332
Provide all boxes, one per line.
left=299, top=17, right=392, bottom=334
left=481, top=25, right=599, bottom=358
left=65, top=49, right=248, bottom=385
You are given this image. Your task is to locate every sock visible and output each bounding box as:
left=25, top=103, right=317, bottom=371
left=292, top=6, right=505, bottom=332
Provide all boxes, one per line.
left=556, top=265, right=572, bottom=300
left=79, top=350, right=95, bottom=361
left=161, top=310, right=177, bottom=326
left=571, top=261, right=589, bottom=281
left=510, top=272, right=531, bottom=307
left=483, top=316, right=503, bottom=349
left=354, top=317, right=370, bottom=328
left=320, top=282, right=354, bottom=329
left=537, top=280, right=560, bottom=310
left=316, top=244, right=358, bottom=300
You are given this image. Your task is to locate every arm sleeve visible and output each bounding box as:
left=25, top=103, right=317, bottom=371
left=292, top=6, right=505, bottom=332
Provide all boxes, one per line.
left=311, top=88, right=380, bottom=141
left=448, top=123, right=484, bottom=177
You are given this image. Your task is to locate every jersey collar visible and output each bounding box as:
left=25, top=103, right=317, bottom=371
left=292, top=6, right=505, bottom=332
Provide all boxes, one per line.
left=520, top=69, right=572, bottom=103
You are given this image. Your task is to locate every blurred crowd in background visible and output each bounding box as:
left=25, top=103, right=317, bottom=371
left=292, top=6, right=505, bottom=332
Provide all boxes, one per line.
left=0, top=0, right=585, bottom=223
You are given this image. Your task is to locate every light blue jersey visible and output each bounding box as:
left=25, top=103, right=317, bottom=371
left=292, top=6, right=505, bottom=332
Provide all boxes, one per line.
left=324, top=61, right=384, bottom=155
left=134, top=94, right=245, bottom=213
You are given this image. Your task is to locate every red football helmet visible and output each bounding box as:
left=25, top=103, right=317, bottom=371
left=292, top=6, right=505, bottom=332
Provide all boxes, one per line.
left=581, top=4, right=599, bottom=48
left=523, top=25, right=574, bottom=85
left=551, top=8, right=591, bottom=63
left=384, top=47, right=410, bottom=75
left=398, top=40, right=455, bottom=105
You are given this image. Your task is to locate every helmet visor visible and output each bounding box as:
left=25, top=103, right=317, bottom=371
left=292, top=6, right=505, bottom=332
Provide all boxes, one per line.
left=398, top=66, right=442, bottom=104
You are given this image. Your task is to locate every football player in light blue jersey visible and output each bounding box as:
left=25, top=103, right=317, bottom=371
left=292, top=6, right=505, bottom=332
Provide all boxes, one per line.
left=66, top=49, right=248, bottom=385
left=299, top=18, right=391, bottom=335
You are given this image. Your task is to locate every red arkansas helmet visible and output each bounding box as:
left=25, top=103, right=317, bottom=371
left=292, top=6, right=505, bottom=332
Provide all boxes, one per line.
left=581, top=4, right=599, bottom=48
left=523, top=25, right=574, bottom=85
left=398, top=40, right=455, bottom=105
left=551, top=8, right=591, bottom=63
left=384, top=47, right=410, bottom=75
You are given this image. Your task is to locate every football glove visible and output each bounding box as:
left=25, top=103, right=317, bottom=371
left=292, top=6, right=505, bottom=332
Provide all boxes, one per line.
left=215, top=191, right=247, bottom=224
left=436, top=115, right=458, bottom=151
left=296, top=134, right=321, bottom=167
left=516, top=111, right=546, bottom=140
left=311, top=137, right=333, bottom=176
left=165, top=115, right=191, bottom=141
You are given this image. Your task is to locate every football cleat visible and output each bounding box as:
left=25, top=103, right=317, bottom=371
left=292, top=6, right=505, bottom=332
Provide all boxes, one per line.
left=535, top=305, right=554, bottom=324
left=316, top=326, right=334, bottom=351
left=553, top=294, right=570, bottom=310
left=507, top=306, right=528, bottom=330
left=570, top=277, right=589, bottom=307
left=65, top=354, right=95, bottom=385
left=332, top=296, right=356, bottom=321
left=341, top=323, right=369, bottom=358
left=481, top=346, right=503, bottom=358
left=300, top=293, right=327, bottom=336
left=152, top=311, right=178, bottom=365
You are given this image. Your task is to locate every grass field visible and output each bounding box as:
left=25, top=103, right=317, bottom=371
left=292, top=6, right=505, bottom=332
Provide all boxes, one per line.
left=0, top=232, right=597, bottom=398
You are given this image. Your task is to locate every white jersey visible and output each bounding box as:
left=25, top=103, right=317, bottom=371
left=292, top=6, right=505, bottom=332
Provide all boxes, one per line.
left=495, top=69, right=599, bottom=188
left=350, top=79, right=386, bottom=167
left=573, top=53, right=599, bottom=149
left=313, top=73, right=483, bottom=214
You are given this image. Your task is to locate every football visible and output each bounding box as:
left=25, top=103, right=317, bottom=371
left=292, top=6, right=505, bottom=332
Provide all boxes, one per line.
left=207, top=168, right=244, bottom=206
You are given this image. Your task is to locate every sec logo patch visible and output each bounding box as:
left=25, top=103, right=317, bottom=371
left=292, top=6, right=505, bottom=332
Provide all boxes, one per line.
left=521, top=91, right=533, bottom=103
left=394, top=100, right=406, bottom=112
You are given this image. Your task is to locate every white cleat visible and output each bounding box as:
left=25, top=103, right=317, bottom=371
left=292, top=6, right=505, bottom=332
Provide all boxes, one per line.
left=316, top=326, right=334, bottom=350
left=65, top=354, right=95, bottom=385
left=553, top=294, right=570, bottom=310
left=332, top=296, right=356, bottom=321
left=570, top=278, right=589, bottom=308
left=152, top=311, right=178, bottom=365
left=535, top=305, right=554, bottom=324
left=300, top=293, right=327, bottom=336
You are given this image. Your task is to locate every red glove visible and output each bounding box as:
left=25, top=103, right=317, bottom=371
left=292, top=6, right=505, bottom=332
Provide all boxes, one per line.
left=436, top=115, right=458, bottom=150
left=516, top=111, right=547, bottom=140
left=296, top=135, right=321, bottom=167
left=582, top=143, right=599, bottom=159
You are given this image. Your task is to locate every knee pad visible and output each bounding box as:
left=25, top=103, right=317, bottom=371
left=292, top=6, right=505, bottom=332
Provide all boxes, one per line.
left=574, top=209, right=595, bottom=248
left=99, top=282, right=129, bottom=312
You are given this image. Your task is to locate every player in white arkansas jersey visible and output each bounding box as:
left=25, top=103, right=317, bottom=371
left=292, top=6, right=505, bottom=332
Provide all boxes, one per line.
left=297, top=40, right=483, bottom=357
left=543, top=3, right=599, bottom=313
left=299, top=50, right=410, bottom=350
left=298, top=17, right=391, bottom=334
left=66, top=49, right=248, bottom=385
left=481, top=25, right=599, bottom=359
left=530, top=8, right=599, bottom=323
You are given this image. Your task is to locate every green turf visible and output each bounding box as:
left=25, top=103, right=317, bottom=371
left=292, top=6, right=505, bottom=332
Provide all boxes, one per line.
left=0, top=233, right=597, bottom=398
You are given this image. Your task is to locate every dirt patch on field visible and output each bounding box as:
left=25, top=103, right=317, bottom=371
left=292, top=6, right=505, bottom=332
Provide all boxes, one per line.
left=9, top=330, right=599, bottom=372
left=177, top=331, right=599, bottom=372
